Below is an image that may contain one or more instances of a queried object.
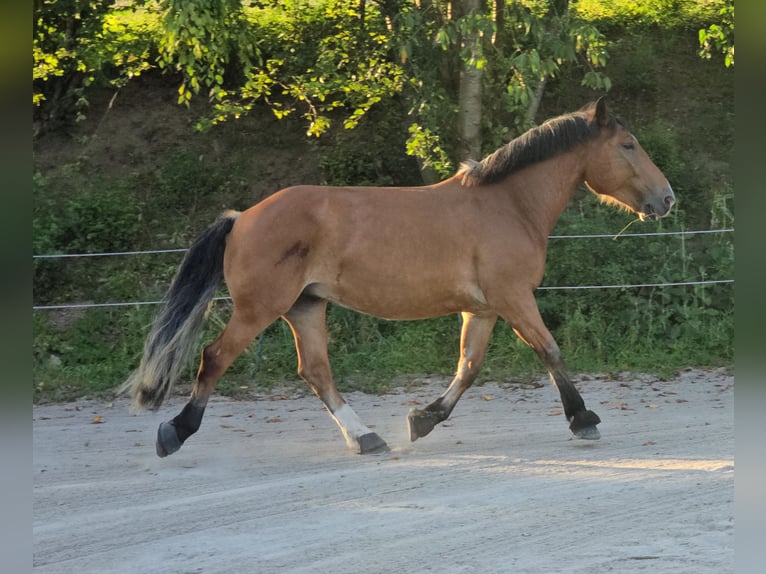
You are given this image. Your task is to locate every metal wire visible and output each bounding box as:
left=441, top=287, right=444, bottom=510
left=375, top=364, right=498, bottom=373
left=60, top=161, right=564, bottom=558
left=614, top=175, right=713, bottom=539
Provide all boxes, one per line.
left=31, top=228, right=734, bottom=260
left=33, top=248, right=188, bottom=259
left=548, top=228, right=734, bottom=240
left=536, top=279, right=733, bottom=291
left=31, top=227, right=734, bottom=310
left=32, top=280, right=734, bottom=311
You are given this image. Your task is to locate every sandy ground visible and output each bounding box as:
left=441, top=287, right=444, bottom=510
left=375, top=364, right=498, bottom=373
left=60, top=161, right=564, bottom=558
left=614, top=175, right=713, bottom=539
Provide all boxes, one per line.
left=33, top=368, right=733, bottom=573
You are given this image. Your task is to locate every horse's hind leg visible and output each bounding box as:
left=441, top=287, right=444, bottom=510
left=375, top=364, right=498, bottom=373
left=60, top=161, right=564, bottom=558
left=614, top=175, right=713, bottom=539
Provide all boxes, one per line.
left=408, top=312, right=497, bottom=441
left=283, top=295, right=389, bottom=454
left=156, top=309, right=270, bottom=457
left=501, top=295, right=601, bottom=439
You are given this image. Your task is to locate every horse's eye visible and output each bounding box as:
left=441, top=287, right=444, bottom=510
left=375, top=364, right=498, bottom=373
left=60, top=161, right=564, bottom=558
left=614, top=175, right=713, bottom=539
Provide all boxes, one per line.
left=622, top=142, right=635, bottom=150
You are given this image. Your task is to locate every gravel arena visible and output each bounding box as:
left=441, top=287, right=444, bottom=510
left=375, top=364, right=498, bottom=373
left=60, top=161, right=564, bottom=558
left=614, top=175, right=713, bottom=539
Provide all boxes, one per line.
left=33, top=368, right=733, bottom=573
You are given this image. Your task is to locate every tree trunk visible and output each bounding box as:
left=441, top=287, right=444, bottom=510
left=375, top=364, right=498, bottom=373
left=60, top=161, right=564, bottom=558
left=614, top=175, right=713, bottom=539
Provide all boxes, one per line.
left=524, top=78, right=547, bottom=128
left=456, top=0, right=485, bottom=162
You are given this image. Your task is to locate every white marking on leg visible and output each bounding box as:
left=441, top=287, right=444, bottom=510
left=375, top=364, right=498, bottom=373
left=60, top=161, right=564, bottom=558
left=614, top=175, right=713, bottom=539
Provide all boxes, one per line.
left=330, top=403, right=374, bottom=450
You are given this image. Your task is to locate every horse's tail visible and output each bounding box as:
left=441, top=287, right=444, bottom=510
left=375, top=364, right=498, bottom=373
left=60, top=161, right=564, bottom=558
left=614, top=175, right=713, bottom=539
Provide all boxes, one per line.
left=120, top=210, right=241, bottom=411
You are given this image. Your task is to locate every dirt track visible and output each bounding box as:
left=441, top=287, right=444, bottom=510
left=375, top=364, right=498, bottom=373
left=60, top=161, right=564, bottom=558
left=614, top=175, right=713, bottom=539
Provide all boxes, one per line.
left=33, top=368, right=733, bottom=573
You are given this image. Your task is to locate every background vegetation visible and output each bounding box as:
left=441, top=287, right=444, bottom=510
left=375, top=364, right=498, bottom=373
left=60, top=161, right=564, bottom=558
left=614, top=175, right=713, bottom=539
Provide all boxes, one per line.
left=33, top=0, right=734, bottom=402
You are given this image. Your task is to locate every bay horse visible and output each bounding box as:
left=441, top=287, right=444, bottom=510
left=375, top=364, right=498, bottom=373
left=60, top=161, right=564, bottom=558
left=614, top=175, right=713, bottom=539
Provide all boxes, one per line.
left=122, top=98, right=674, bottom=457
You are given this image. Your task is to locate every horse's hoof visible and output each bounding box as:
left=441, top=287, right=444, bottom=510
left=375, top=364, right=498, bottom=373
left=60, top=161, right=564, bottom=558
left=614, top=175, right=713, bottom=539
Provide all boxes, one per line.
left=569, top=409, right=601, bottom=440
left=156, top=421, right=183, bottom=457
left=572, top=425, right=601, bottom=440
left=358, top=432, right=390, bottom=454
left=407, top=408, right=441, bottom=442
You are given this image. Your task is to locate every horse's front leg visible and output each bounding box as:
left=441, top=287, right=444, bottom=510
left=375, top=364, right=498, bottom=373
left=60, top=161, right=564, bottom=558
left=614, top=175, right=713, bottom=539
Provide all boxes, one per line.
left=408, top=312, right=497, bottom=441
left=502, top=296, right=601, bottom=439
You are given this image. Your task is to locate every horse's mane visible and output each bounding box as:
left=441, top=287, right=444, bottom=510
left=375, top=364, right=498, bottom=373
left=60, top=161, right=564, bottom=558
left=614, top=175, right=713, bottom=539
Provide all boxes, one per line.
left=457, top=101, right=620, bottom=187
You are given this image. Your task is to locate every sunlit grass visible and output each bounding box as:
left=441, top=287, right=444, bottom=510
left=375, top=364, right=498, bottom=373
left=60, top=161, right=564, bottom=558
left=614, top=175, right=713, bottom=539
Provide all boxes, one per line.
left=574, top=0, right=726, bottom=27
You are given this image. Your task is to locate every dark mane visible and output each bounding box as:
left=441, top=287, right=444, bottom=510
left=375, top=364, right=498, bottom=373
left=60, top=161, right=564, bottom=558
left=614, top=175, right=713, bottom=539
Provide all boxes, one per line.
left=458, top=102, right=618, bottom=187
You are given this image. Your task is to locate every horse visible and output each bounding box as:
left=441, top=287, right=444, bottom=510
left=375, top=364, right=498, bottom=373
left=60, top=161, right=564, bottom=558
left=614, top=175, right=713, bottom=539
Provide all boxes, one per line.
left=122, top=97, right=674, bottom=457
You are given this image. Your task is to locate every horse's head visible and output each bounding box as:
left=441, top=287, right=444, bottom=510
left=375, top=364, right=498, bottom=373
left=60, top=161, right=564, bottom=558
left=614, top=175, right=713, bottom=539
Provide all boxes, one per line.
left=583, top=98, right=675, bottom=221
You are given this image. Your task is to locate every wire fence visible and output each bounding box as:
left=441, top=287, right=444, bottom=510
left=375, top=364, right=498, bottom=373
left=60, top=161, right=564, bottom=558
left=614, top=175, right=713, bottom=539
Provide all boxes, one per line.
left=32, top=228, right=734, bottom=311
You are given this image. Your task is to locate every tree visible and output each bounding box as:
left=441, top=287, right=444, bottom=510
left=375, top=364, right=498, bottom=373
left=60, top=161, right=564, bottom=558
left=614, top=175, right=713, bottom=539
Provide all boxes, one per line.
left=455, top=0, right=490, bottom=162
left=33, top=0, right=610, bottom=175
left=34, top=0, right=118, bottom=131
left=400, top=0, right=609, bottom=176
left=33, top=0, right=155, bottom=134
left=156, top=0, right=259, bottom=107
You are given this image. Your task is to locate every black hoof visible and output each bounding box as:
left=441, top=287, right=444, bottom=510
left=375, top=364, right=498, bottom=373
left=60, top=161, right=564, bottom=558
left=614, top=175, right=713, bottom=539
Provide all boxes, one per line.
left=569, top=409, right=601, bottom=440
left=407, top=408, right=442, bottom=442
left=358, top=432, right=390, bottom=454
left=156, top=421, right=184, bottom=457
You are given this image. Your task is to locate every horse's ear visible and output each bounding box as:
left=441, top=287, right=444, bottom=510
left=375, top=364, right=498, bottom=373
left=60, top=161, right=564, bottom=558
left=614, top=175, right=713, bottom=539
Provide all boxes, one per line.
left=594, top=96, right=609, bottom=128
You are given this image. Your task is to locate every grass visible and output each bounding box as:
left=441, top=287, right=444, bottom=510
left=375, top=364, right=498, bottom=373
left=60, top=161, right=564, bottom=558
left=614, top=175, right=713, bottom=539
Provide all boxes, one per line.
left=574, top=0, right=727, bottom=28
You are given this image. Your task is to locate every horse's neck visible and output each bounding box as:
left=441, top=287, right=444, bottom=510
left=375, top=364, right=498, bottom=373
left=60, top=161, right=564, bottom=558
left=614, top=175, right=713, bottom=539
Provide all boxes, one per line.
left=502, top=150, right=586, bottom=240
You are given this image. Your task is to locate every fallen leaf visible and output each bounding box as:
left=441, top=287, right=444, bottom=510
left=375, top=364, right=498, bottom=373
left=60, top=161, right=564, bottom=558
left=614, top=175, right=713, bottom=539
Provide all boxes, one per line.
left=643, top=441, right=656, bottom=446
left=266, top=417, right=282, bottom=423
left=91, top=416, right=103, bottom=424
left=520, top=382, right=544, bottom=389
left=481, top=395, right=495, bottom=401
left=610, top=401, right=633, bottom=410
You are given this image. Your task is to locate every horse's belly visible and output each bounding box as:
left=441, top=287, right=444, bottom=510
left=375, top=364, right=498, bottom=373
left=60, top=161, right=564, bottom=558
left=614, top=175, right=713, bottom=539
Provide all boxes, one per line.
left=308, top=277, right=488, bottom=320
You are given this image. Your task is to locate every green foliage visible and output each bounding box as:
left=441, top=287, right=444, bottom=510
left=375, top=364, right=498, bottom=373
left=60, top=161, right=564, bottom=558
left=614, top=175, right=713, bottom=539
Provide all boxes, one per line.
left=496, top=0, right=610, bottom=128
left=537, top=200, right=733, bottom=373
left=33, top=304, right=151, bottom=402
left=33, top=0, right=157, bottom=129
left=33, top=174, right=141, bottom=256
left=698, top=4, right=734, bottom=67
left=574, top=0, right=727, bottom=29
left=157, top=0, right=259, bottom=108
left=405, top=123, right=454, bottom=178
left=317, top=99, right=422, bottom=187
left=235, top=1, right=407, bottom=136
left=153, top=151, right=227, bottom=211
left=396, top=0, right=612, bottom=170
left=33, top=170, right=145, bottom=307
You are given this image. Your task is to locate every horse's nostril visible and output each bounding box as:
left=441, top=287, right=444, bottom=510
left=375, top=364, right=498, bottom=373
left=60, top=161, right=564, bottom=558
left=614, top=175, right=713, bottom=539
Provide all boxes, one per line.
left=665, top=194, right=675, bottom=208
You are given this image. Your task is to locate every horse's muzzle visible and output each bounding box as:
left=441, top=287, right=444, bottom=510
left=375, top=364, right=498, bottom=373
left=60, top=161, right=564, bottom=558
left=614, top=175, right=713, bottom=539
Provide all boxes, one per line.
left=641, top=185, right=675, bottom=220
